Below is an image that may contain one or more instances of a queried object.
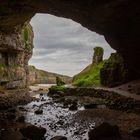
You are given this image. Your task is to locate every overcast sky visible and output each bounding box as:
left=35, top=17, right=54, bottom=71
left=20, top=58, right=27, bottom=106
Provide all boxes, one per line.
left=29, top=14, right=115, bottom=76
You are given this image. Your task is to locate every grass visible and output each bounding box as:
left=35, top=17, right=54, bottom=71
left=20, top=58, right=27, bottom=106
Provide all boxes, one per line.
left=72, top=61, right=105, bottom=87
left=49, top=85, right=65, bottom=92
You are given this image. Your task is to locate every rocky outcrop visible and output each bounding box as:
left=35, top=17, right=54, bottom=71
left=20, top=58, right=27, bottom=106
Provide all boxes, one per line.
left=0, top=24, right=33, bottom=88
left=100, top=53, right=136, bottom=87
left=20, top=125, right=46, bottom=140
left=28, top=66, right=72, bottom=85
left=88, top=122, right=120, bottom=140
left=92, top=47, right=104, bottom=64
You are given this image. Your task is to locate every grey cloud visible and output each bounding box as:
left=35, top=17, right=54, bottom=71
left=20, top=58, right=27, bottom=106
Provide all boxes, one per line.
left=29, top=14, right=115, bottom=76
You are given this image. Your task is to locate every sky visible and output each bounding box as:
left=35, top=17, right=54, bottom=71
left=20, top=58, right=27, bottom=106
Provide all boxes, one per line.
left=29, top=13, right=115, bottom=77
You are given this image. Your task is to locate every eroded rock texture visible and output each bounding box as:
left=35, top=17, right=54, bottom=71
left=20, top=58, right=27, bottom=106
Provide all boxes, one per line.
left=0, top=24, right=33, bottom=88
left=0, top=0, right=140, bottom=87
left=100, top=53, right=135, bottom=87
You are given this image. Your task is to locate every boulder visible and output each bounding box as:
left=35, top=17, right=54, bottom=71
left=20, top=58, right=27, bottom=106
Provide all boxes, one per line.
left=84, top=103, right=97, bottom=109
left=69, top=102, right=78, bottom=111
left=35, top=109, right=43, bottom=114
left=50, top=136, right=67, bottom=140
left=20, top=125, right=46, bottom=140
left=131, top=127, right=140, bottom=137
left=88, top=122, right=120, bottom=140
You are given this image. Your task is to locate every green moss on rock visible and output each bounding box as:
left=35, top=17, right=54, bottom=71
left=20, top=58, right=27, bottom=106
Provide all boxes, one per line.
left=22, top=24, right=33, bottom=50
left=100, top=53, right=129, bottom=87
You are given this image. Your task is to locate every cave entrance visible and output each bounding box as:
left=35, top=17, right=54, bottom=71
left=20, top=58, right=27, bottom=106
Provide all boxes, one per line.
left=29, top=13, right=115, bottom=77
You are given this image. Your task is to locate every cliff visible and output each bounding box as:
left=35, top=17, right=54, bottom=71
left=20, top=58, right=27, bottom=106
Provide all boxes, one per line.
left=28, top=66, right=72, bottom=85
left=73, top=47, right=135, bottom=87
left=73, top=47, right=104, bottom=87
left=0, top=24, right=33, bottom=89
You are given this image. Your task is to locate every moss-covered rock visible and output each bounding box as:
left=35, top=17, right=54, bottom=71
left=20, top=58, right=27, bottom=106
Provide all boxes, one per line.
left=22, top=24, right=33, bottom=50
left=56, top=76, right=65, bottom=86
left=100, top=53, right=132, bottom=87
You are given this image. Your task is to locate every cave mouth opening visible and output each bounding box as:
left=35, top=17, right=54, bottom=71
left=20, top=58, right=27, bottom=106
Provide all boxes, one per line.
left=29, top=13, right=115, bottom=77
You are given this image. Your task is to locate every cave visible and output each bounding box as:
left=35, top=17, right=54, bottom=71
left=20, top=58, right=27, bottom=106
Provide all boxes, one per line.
left=0, top=0, right=140, bottom=81
left=0, top=1, right=140, bottom=140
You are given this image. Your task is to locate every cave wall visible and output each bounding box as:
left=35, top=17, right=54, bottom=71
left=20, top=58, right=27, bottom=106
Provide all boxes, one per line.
left=0, top=24, right=33, bottom=89
left=0, top=0, right=140, bottom=88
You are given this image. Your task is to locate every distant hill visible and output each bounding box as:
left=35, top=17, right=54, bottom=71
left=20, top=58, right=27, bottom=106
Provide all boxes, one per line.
left=28, top=66, right=72, bottom=85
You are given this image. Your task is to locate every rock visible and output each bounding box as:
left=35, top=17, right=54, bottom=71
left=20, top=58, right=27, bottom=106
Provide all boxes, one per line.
left=20, top=125, right=46, bottom=140
left=40, top=93, right=44, bottom=96
left=35, top=109, right=43, bottom=114
left=57, top=120, right=64, bottom=125
left=5, top=80, right=22, bottom=89
left=84, top=103, right=97, bottom=109
left=41, top=97, right=46, bottom=101
left=6, top=113, right=16, bottom=120
left=131, top=127, right=140, bottom=137
left=52, top=94, right=62, bottom=99
left=50, top=136, right=67, bottom=140
left=100, top=53, right=134, bottom=87
left=56, top=76, right=65, bottom=86
left=88, top=122, right=120, bottom=140
left=17, top=116, right=25, bottom=122
left=18, top=106, right=26, bottom=111
left=8, top=107, right=16, bottom=113
left=69, top=102, right=78, bottom=111
left=92, top=47, right=104, bottom=64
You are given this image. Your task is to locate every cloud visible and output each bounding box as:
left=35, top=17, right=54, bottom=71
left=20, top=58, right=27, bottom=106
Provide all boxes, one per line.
left=29, top=14, right=115, bottom=76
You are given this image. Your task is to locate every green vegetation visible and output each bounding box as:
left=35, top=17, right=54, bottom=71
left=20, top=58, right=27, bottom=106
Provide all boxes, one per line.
left=49, top=85, right=65, bottom=92
left=22, top=24, right=33, bottom=49
left=100, top=53, right=129, bottom=86
left=73, top=61, right=105, bottom=87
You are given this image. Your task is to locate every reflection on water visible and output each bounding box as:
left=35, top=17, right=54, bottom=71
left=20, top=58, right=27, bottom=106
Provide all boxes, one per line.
left=19, top=92, right=95, bottom=140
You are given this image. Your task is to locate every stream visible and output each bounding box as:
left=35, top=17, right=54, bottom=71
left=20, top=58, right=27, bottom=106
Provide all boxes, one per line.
left=18, top=86, right=95, bottom=140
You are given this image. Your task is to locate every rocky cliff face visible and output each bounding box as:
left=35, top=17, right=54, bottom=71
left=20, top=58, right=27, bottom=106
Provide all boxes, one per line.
left=28, top=66, right=72, bottom=85
left=0, top=24, right=33, bottom=89
left=92, top=47, right=104, bottom=64
left=100, top=53, right=136, bottom=87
